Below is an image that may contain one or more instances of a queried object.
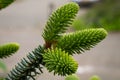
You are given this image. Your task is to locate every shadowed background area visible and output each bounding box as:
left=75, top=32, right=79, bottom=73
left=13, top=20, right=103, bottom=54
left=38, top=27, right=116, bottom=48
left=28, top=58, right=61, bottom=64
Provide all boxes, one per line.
left=0, top=0, right=120, bottom=80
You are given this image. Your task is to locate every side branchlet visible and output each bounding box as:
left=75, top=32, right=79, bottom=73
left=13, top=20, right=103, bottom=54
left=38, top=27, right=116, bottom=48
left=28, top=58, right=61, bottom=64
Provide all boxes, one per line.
left=56, top=28, right=107, bottom=55
left=42, top=2, right=79, bottom=47
left=0, top=42, right=19, bottom=58
left=43, top=48, right=78, bottom=76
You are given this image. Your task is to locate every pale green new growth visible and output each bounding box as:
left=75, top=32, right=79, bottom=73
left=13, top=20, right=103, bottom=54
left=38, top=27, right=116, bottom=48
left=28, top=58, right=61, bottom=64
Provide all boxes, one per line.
left=42, top=2, right=79, bottom=42
left=43, top=48, right=78, bottom=76
left=57, top=28, right=107, bottom=55
left=0, top=42, right=19, bottom=58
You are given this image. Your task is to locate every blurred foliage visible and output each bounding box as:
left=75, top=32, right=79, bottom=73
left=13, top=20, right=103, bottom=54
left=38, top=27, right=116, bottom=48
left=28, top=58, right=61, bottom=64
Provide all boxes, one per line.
left=65, top=74, right=101, bottom=80
left=0, top=60, right=6, bottom=80
left=0, top=60, right=6, bottom=72
left=72, top=17, right=90, bottom=30
left=89, top=75, right=101, bottom=80
left=0, top=77, right=5, bottom=80
left=0, top=0, right=14, bottom=10
left=73, top=0, right=120, bottom=31
left=65, top=74, right=80, bottom=80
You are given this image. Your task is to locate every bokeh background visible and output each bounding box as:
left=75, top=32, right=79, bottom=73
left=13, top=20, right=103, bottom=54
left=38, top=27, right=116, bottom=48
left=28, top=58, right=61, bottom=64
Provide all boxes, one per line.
left=0, top=0, right=120, bottom=80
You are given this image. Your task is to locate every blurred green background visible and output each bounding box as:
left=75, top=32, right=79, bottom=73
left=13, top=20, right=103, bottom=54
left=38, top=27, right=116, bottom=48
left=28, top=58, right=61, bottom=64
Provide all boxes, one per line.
left=72, top=0, right=120, bottom=31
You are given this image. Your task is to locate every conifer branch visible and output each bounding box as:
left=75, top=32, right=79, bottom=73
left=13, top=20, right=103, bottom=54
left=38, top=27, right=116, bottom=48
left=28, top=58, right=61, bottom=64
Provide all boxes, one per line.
left=56, top=28, right=107, bottom=55
left=5, top=45, right=44, bottom=80
left=0, top=42, right=19, bottom=58
left=43, top=48, right=78, bottom=76
left=42, top=2, right=79, bottom=44
left=3, top=2, right=108, bottom=80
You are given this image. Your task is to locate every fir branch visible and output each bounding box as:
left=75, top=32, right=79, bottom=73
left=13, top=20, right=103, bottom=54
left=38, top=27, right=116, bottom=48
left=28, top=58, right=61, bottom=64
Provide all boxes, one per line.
left=5, top=45, right=44, bottom=80
left=56, top=28, right=107, bottom=55
left=0, top=42, right=19, bottom=58
left=42, top=2, right=79, bottom=44
left=43, top=48, right=78, bottom=76
left=3, top=2, right=108, bottom=80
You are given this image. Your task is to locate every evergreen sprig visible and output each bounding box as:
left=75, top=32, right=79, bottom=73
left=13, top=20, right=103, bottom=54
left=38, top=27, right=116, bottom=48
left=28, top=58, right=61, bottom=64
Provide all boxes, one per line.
left=6, top=45, right=44, bottom=80
left=4, top=2, right=108, bottom=80
left=43, top=48, right=78, bottom=76
left=56, top=28, right=107, bottom=55
left=0, top=42, right=19, bottom=58
left=42, top=2, right=79, bottom=45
